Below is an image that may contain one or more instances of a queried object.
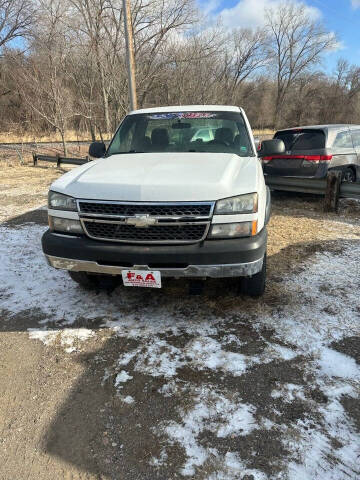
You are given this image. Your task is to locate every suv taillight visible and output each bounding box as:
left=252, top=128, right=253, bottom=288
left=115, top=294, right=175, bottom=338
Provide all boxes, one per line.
left=262, top=154, right=332, bottom=164
left=261, top=156, right=272, bottom=164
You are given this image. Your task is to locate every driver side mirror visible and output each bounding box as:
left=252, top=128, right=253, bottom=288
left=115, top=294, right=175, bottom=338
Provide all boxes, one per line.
left=258, top=139, right=285, bottom=157
left=89, top=142, right=106, bottom=158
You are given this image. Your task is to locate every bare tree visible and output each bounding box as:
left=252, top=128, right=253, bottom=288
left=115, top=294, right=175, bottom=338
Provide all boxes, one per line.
left=2, top=0, right=360, bottom=140
left=323, top=58, right=360, bottom=123
left=156, top=27, right=225, bottom=105
left=66, top=0, right=121, bottom=134
left=219, top=28, right=269, bottom=103
left=132, top=0, right=197, bottom=106
left=265, top=2, right=337, bottom=128
left=0, top=0, right=34, bottom=51
left=11, top=0, right=77, bottom=154
left=0, top=0, right=35, bottom=117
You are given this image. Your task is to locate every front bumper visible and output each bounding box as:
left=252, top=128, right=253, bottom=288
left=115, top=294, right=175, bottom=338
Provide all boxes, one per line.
left=45, top=255, right=264, bottom=278
left=42, top=228, right=267, bottom=278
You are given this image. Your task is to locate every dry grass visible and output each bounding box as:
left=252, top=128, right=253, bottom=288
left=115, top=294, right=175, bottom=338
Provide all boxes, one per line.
left=0, top=130, right=111, bottom=144
left=252, top=128, right=275, bottom=136
left=0, top=129, right=273, bottom=144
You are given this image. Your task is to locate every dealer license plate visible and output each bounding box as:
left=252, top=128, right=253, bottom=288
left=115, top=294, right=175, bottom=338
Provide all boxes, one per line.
left=121, top=270, right=161, bottom=288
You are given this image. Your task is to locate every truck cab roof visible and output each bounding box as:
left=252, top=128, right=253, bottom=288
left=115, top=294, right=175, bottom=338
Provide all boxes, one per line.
left=129, top=105, right=243, bottom=115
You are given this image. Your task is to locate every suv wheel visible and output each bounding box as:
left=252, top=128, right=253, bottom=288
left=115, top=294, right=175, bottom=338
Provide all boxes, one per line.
left=241, top=254, right=266, bottom=297
left=342, top=168, right=356, bottom=183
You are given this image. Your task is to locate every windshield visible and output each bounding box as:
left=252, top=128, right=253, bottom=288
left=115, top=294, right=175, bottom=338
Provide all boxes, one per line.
left=107, top=111, right=254, bottom=157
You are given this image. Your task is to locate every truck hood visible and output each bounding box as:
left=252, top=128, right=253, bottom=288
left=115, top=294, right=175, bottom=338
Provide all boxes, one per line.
left=51, top=152, right=260, bottom=202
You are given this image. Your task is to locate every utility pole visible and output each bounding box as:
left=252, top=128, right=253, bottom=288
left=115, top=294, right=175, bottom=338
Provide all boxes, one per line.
left=122, top=0, right=138, bottom=111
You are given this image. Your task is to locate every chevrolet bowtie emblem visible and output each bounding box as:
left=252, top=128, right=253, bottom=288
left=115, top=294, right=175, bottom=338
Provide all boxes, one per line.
left=125, top=214, right=158, bottom=228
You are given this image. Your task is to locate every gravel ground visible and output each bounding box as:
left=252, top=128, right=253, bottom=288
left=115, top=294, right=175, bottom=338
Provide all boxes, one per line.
left=0, top=165, right=74, bottom=222
left=0, top=166, right=359, bottom=480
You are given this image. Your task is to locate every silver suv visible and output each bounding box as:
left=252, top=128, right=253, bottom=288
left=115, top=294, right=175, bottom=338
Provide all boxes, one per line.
left=261, top=124, right=360, bottom=182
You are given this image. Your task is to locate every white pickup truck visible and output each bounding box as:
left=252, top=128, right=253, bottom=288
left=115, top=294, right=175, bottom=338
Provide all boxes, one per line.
left=42, top=105, right=279, bottom=296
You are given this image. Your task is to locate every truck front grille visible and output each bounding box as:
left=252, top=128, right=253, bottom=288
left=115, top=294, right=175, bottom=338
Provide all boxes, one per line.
left=83, top=221, right=208, bottom=243
left=78, top=201, right=214, bottom=244
left=79, top=201, right=212, bottom=218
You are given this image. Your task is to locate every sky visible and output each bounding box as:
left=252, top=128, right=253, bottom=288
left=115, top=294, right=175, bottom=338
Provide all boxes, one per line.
left=197, top=0, right=360, bottom=72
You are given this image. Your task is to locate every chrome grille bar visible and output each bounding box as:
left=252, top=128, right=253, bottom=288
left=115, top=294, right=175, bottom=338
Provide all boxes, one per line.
left=77, top=200, right=214, bottom=244
left=77, top=200, right=214, bottom=219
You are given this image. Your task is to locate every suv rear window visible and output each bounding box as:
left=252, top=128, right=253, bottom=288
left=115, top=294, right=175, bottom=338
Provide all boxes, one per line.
left=274, top=129, right=325, bottom=150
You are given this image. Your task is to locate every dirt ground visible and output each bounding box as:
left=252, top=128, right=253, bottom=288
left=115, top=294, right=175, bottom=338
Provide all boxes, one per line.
left=0, top=165, right=360, bottom=480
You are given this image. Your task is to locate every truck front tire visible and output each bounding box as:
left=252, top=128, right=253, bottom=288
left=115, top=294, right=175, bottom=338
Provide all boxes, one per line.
left=68, top=271, right=98, bottom=289
left=241, top=254, right=266, bottom=297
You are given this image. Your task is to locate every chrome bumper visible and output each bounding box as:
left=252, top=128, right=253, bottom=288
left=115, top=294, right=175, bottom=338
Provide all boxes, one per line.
left=45, top=255, right=264, bottom=278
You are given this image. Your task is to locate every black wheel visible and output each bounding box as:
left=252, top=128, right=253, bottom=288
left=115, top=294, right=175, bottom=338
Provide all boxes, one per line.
left=241, top=254, right=266, bottom=297
left=68, top=271, right=98, bottom=289
left=342, top=167, right=356, bottom=183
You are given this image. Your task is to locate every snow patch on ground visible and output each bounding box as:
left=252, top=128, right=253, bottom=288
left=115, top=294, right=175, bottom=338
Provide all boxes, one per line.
left=207, top=452, right=268, bottom=480
left=121, top=395, right=135, bottom=404
left=318, top=347, right=360, bottom=380
left=149, top=448, right=168, bottom=467
left=282, top=352, right=360, bottom=480
left=27, top=329, right=59, bottom=346
left=164, top=387, right=257, bottom=476
left=108, top=334, right=298, bottom=387
left=114, top=370, right=133, bottom=388
left=184, top=336, right=248, bottom=375
left=28, top=327, right=94, bottom=352
left=271, top=383, right=306, bottom=402
left=286, top=389, right=360, bottom=480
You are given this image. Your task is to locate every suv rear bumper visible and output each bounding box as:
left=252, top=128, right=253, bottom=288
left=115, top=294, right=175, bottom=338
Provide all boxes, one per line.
left=42, top=228, right=267, bottom=278
left=263, top=162, right=329, bottom=178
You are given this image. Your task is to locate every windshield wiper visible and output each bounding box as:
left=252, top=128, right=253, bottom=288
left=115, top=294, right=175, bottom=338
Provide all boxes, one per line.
left=107, top=150, right=145, bottom=156
left=288, top=134, right=302, bottom=150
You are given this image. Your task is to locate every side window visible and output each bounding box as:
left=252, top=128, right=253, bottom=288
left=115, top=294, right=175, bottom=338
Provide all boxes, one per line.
left=351, top=130, right=360, bottom=148
left=332, top=130, right=353, bottom=149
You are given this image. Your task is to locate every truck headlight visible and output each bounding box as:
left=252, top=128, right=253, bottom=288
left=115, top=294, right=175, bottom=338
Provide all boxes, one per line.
left=49, top=217, right=84, bottom=234
left=209, top=221, right=257, bottom=238
left=215, top=193, right=258, bottom=215
left=48, top=191, right=77, bottom=211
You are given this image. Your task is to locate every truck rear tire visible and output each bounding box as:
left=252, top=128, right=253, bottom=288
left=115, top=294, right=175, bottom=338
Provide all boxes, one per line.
left=68, top=271, right=98, bottom=289
left=241, top=254, right=266, bottom=297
